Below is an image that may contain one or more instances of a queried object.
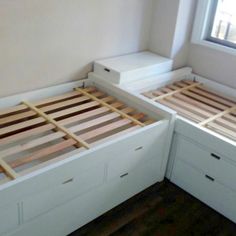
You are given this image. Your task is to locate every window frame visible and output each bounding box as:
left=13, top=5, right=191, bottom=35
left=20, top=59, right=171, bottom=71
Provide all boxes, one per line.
left=192, top=0, right=236, bottom=55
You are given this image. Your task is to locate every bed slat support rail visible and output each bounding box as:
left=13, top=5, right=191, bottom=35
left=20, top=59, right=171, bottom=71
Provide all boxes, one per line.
left=23, top=101, right=90, bottom=149
left=0, top=159, right=19, bottom=179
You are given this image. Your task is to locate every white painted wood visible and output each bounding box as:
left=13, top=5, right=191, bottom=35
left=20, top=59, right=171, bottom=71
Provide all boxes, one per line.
left=6, top=157, right=162, bottom=236
left=174, top=135, right=236, bottom=192
left=94, top=51, right=173, bottom=84
left=23, top=162, right=105, bottom=222
left=0, top=204, right=19, bottom=235
left=172, top=159, right=236, bottom=224
left=107, top=122, right=168, bottom=180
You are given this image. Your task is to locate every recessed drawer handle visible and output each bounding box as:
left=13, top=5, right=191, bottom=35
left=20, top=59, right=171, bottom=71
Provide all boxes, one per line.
left=62, top=178, right=74, bottom=185
left=120, top=173, right=128, bottom=178
left=135, top=146, right=143, bottom=151
left=104, top=68, right=110, bottom=72
left=211, top=153, right=221, bottom=160
left=205, top=175, right=215, bottom=182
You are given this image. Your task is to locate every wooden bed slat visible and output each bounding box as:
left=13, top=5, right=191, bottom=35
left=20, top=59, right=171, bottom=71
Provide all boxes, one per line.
left=200, top=106, right=236, bottom=126
left=214, top=118, right=236, bottom=132
left=70, top=112, right=120, bottom=133
left=79, top=119, right=133, bottom=141
left=223, top=114, right=236, bottom=123
left=34, top=91, right=81, bottom=106
left=23, top=101, right=90, bottom=149
left=153, top=81, right=201, bottom=100
left=159, top=99, right=204, bottom=122
left=181, top=90, right=228, bottom=110
left=173, top=93, right=220, bottom=114
left=7, top=139, right=77, bottom=169
left=40, top=96, right=91, bottom=113
left=91, top=125, right=141, bottom=146
left=0, top=124, right=55, bottom=146
left=165, top=97, right=212, bottom=118
left=0, top=110, right=36, bottom=126
left=189, top=87, right=235, bottom=107
left=58, top=107, right=110, bottom=126
left=76, top=88, right=145, bottom=127
left=0, top=131, right=66, bottom=158
left=50, top=101, right=99, bottom=119
left=0, top=117, right=45, bottom=136
left=0, top=104, right=28, bottom=117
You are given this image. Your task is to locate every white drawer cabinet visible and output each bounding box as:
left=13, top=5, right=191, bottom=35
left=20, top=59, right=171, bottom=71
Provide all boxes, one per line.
left=107, top=121, right=167, bottom=180
left=175, top=136, right=236, bottom=192
left=172, top=159, right=236, bottom=223
left=22, top=163, right=105, bottom=222
left=170, top=133, right=236, bottom=223
left=0, top=204, right=19, bottom=235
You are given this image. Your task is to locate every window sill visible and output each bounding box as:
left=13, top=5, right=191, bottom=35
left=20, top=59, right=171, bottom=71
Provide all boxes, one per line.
left=192, top=39, right=236, bottom=56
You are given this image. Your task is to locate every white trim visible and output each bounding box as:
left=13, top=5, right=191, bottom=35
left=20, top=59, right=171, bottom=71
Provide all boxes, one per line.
left=191, top=0, right=236, bottom=56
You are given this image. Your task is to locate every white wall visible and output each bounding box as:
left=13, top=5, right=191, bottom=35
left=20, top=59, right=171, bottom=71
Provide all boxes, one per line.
left=150, top=0, right=236, bottom=89
left=188, top=37, right=236, bottom=89
left=149, top=0, right=195, bottom=69
left=149, top=0, right=180, bottom=60
left=0, top=0, right=153, bottom=97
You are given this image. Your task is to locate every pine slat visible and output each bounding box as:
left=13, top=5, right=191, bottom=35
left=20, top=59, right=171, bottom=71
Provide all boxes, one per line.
left=0, top=117, right=45, bottom=136
left=23, top=101, right=90, bottom=149
left=76, top=88, right=145, bottom=127
left=0, top=124, right=55, bottom=146
left=79, top=119, right=133, bottom=141
left=0, top=131, right=66, bottom=158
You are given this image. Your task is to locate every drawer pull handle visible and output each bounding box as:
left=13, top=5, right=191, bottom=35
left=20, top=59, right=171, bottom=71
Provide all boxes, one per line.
left=205, top=175, right=215, bottom=182
left=104, top=68, right=110, bottom=72
left=120, top=173, right=128, bottom=178
left=135, top=146, right=143, bottom=151
left=211, top=153, right=221, bottom=160
left=62, top=178, right=74, bottom=185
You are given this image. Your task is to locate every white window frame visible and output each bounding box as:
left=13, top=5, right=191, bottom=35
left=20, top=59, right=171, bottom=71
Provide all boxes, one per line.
left=191, top=0, right=236, bottom=56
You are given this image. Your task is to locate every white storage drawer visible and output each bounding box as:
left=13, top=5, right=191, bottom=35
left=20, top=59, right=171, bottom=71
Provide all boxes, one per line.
left=22, top=163, right=105, bottom=222
left=172, top=159, right=236, bottom=223
left=0, top=204, right=19, bottom=235
left=174, top=136, right=236, bottom=192
left=107, top=121, right=168, bottom=180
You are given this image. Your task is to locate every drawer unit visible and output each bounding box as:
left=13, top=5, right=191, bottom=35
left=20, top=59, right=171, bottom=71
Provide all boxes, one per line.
left=172, top=159, right=236, bottom=223
left=107, top=121, right=168, bottom=180
left=22, top=163, right=105, bottom=222
left=94, top=51, right=173, bottom=84
left=174, top=136, right=236, bottom=192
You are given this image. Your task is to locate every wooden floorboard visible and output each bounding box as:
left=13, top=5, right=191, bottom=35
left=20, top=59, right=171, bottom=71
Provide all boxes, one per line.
left=69, top=180, right=236, bottom=236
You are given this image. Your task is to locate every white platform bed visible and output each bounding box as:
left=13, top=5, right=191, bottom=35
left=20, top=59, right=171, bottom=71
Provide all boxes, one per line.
left=91, top=67, right=236, bottom=224
left=0, top=77, right=174, bottom=236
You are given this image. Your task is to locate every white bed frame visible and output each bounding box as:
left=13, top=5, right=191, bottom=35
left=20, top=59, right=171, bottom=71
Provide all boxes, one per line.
left=0, top=78, right=174, bottom=236
left=91, top=68, right=236, bottom=224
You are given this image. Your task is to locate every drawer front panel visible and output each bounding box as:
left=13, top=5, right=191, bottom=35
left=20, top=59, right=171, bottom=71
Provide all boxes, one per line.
left=23, top=163, right=105, bottom=222
left=107, top=125, right=166, bottom=180
left=175, top=136, right=236, bottom=191
left=172, top=159, right=236, bottom=223
left=0, top=204, right=19, bottom=235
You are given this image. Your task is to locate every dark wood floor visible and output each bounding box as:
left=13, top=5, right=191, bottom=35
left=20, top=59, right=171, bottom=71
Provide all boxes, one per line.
left=70, top=180, right=236, bottom=236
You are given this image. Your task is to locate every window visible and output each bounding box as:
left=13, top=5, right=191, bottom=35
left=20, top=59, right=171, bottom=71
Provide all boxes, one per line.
left=192, top=0, right=236, bottom=54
